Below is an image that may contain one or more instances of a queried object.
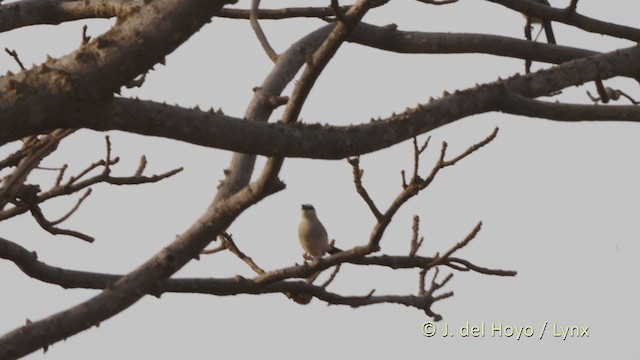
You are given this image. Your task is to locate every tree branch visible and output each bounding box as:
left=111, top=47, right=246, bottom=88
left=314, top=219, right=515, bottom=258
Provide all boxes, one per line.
left=5, top=28, right=637, bottom=158
left=503, top=88, right=640, bottom=121
left=0, top=149, right=183, bottom=222
left=249, top=0, right=279, bottom=62
left=487, top=0, right=640, bottom=42
left=0, top=0, right=140, bottom=33
left=0, top=234, right=514, bottom=298
left=0, top=0, right=235, bottom=145
left=347, top=157, right=383, bottom=220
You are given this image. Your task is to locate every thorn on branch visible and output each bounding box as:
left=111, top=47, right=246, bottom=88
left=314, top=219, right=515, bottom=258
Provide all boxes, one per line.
left=125, top=73, right=146, bottom=89
left=81, top=25, right=91, bottom=45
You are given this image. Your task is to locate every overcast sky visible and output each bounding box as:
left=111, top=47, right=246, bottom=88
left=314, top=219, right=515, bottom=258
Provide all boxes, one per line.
left=1, top=0, right=639, bottom=358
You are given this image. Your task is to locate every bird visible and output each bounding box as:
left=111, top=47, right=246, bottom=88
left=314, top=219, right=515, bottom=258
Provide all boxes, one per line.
left=523, top=0, right=556, bottom=44
left=298, top=204, right=341, bottom=260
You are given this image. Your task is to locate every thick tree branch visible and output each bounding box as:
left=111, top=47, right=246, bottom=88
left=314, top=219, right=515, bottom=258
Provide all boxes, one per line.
left=503, top=88, right=640, bottom=121
left=256, top=0, right=377, bottom=191
left=0, top=0, right=235, bottom=144
left=4, top=24, right=632, bottom=154
left=0, top=3, right=375, bottom=32
left=487, top=0, right=640, bottom=42
left=0, top=2, right=635, bottom=356
left=0, top=164, right=284, bottom=359
left=212, top=24, right=335, bottom=202
left=0, top=235, right=514, bottom=296
left=220, top=6, right=345, bottom=20
left=346, top=23, right=596, bottom=63
left=0, top=0, right=140, bottom=33
left=0, top=0, right=293, bottom=357
left=3, top=42, right=636, bottom=161
left=282, top=2, right=395, bottom=126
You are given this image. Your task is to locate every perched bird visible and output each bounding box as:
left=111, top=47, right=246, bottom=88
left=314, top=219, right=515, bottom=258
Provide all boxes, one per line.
left=524, top=0, right=556, bottom=44
left=298, top=204, right=341, bottom=260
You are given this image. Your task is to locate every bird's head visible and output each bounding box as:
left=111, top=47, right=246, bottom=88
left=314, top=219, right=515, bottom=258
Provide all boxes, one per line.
left=301, top=204, right=316, bottom=217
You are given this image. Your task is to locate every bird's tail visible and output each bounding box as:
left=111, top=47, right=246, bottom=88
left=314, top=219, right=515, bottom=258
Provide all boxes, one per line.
left=327, top=246, right=342, bottom=255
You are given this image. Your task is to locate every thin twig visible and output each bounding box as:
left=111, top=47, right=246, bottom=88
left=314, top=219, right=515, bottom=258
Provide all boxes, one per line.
left=21, top=191, right=94, bottom=243
left=320, top=264, right=342, bottom=288
left=429, top=222, right=482, bottom=267
left=4, top=47, right=25, bottom=70
left=250, top=0, right=279, bottom=62
left=49, top=189, right=92, bottom=226
left=200, top=242, right=227, bottom=255
left=347, top=157, right=383, bottom=220
left=66, top=159, right=115, bottom=186
left=220, top=232, right=265, bottom=275
left=409, top=215, right=424, bottom=257
left=418, top=268, right=427, bottom=296
left=0, top=129, right=75, bottom=210
left=412, top=136, right=430, bottom=182
left=440, top=128, right=499, bottom=168
left=1, top=161, right=183, bottom=222
left=135, top=155, right=147, bottom=176
left=55, top=164, right=68, bottom=187
left=103, top=136, right=113, bottom=175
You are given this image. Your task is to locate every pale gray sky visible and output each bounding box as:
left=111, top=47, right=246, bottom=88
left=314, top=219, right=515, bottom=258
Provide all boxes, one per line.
left=1, top=0, right=638, bottom=358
